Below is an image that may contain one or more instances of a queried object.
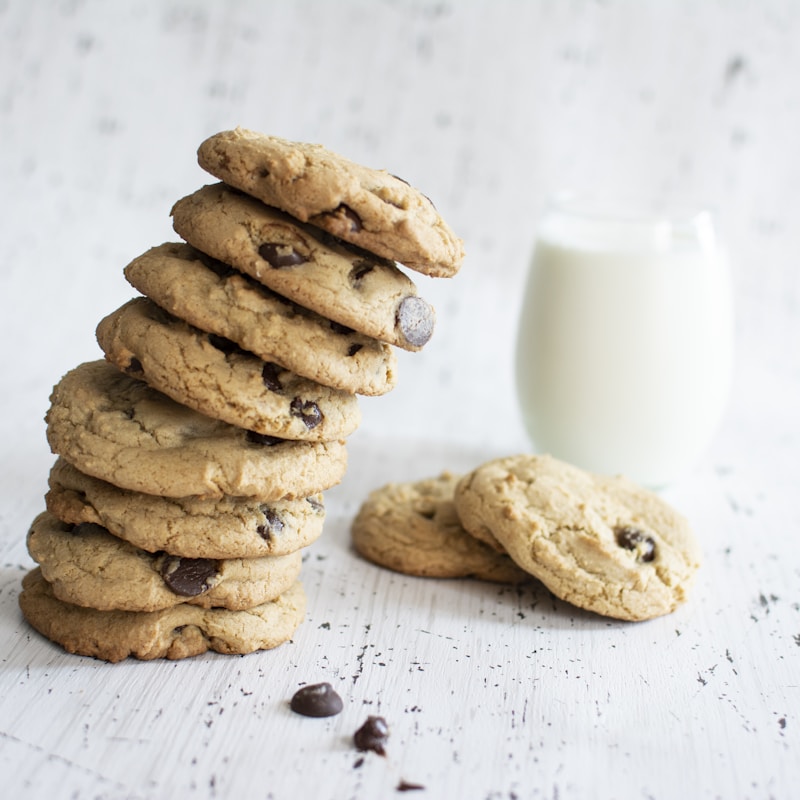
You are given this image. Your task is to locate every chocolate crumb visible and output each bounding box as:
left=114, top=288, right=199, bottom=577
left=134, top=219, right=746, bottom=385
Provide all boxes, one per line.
left=397, top=779, right=425, bottom=792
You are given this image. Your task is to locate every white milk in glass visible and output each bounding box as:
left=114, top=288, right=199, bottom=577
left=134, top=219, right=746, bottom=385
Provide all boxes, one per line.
left=515, top=196, right=734, bottom=487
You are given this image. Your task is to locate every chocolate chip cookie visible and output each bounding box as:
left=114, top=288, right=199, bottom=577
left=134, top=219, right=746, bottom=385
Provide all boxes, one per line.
left=46, top=459, right=326, bottom=559
left=124, top=242, right=397, bottom=396
left=19, top=567, right=306, bottom=662
left=352, top=472, right=530, bottom=583
left=97, top=297, right=361, bottom=441
left=196, top=128, right=464, bottom=277
left=454, top=455, right=702, bottom=621
left=27, top=511, right=302, bottom=611
left=171, top=183, right=436, bottom=350
left=45, top=360, right=348, bottom=499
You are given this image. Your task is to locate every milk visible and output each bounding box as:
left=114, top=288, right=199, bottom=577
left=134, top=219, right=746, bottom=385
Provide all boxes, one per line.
left=515, top=202, right=734, bottom=487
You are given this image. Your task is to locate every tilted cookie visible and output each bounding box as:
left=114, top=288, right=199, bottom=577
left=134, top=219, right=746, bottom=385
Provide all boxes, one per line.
left=124, top=243, right=396, bottom=396
left=46, top=458, right=325, bottom=559
left=172, top=184, right=436, bottom=350
left=454, top=454, right=701, bottom=621
left=45, top=360, right=347, bottom=499
left=19, top=567, right=306, bottom=662
left=197, top=128, right=464, bottom=277
left=352, top=472, right=530, bottom=583
left=27, top=511, right=301, bottom=612
left=97, top=297, right=361, bottom=441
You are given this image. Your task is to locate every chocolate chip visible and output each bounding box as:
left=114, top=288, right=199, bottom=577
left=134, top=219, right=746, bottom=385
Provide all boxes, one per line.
left=615, top=526, right=657, bottom=562
left=262, top=362, right=283, bottom=392
left=208, top=334, right=246, bottom=355
left=159, top=555, right=218, bottom=596
left=347, top=343, right=363, bottom=357
left=246, top=430, right=285, bottom=446
left=349, top=259, right=375, bottom=284
left=354, top=716, right=389, bottom=755
left=307, top=496, right=325, bottom=514
left=290, top=397, right=322, bottom=429
left=397, top=296, right=434, bottom=347
left=332, top=204, right=363, bottom=233
left=257, top=506, right=284, bottom=541
left=258, top=242, right=308, bottom=268
left=125, top=357, right=144, bottom=375
left=290, top=682, right=344, bottom=717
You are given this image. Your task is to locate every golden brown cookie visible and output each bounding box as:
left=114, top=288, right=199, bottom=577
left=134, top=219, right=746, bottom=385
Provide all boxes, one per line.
left=46, top=458, right=326, bottom=559
left=45, top=360, right=348, bottom=499
left=19, top=567, right=306, bottom=662
left=171, top=183, right=436, bottom=350
left=352, top=472, right=530, bottom=583
left=197, top=128, right=464, bottom=277
left=454, top=454, right=702, bottom=621
left=97, top=297, right=361, bottom=441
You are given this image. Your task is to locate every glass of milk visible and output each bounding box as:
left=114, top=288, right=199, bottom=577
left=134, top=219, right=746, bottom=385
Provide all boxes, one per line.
left=515, top=193, right=734, bottom=487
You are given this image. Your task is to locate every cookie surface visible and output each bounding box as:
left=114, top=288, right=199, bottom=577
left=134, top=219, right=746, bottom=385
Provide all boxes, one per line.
left=172, top=183, right=436, bottom=350
left=46, top=360, right=348, bottom=499
left=19, top=567, right=306, bottom=662
left=197, top=128, right=464, bottom=277
left=454, top=455, right=701, bottom=621
left=27, top=511, right=301, bottom=612
left=352, top=472, right=530, bottom=583
left=46, top=459, right=326, bottom=559
left=97, top=297, right=361, bottom=441
left=125, top=243, right=397, bottom=396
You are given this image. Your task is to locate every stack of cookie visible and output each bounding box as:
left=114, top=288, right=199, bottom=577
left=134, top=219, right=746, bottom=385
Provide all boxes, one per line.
left=352, top=454, right=702, bottom=621
left=19, top=128, right=464, bottom=661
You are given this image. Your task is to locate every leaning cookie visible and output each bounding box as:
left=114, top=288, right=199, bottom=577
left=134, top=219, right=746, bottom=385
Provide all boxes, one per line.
left=352, top=472, right=530, bottom=583
left=27, top=511, right=302, bottom=612
left=124, top=243, right=397, bottom=397
left=45, top=360, right=347, bottom=499
left=454, top=454, right=702, bottom=621
left=97, top=297, right=361, bottom=441
left=19, top=568, right=306, bottom=662
left=172, top=183, right=436, bottom=350
left=197, top=128, right=464, bottom=277
left=46, top=459, right=325, bottom=559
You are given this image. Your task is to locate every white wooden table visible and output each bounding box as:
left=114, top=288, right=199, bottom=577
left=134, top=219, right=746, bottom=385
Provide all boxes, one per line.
left=1, top=2, right=798, bottom=798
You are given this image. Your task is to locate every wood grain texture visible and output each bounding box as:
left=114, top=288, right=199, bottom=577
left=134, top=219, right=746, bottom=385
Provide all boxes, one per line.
left=1, top=1, right=798, bottom=798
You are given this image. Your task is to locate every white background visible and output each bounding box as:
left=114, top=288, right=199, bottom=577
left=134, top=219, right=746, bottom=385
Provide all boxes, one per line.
left=1, top=2, right=798, bottom=799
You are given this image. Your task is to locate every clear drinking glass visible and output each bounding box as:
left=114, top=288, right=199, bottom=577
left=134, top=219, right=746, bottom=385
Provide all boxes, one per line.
left=515, top=193, right=734, bottom=487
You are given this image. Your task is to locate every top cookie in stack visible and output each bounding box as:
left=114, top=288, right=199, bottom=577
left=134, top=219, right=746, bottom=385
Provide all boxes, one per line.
left=20, top=128, right=464, bottom=662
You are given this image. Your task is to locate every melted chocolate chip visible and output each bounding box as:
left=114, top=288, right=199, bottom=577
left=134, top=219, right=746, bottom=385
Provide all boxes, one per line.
left=347, top=343, right=363, bottom=357
left=257, top=506, right=284, bottom=541
left=246, top=430, right=286, bottom=446
left=290, top=682, right=344, bottom=717
left=159, top=555, right=218, bottom=596
left=307, top=496, right=324, bottom=514
left=262, top=362, right=283, bottom=392
left=334, top=204, right=362, bottom=233
left=615, top=526, right=657, bottom=562
left=258, top=242, right=308, bottom=268
left=354, top=716, right=389, bottom=755
left=290, top=397, right=322, bottom=429
left=125, top=357, right=144, bottom=375
left=397, top=296, right=434, bottom=347
left=349, top=260, right=375, bottom=284
left=208, top=334, right=246, bottom=355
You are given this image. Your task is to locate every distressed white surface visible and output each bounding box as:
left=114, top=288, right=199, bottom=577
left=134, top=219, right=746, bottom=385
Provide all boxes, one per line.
left=0, top=1, right=798, bottom=798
